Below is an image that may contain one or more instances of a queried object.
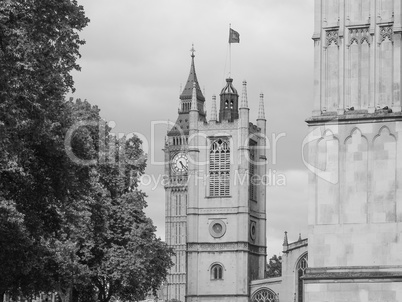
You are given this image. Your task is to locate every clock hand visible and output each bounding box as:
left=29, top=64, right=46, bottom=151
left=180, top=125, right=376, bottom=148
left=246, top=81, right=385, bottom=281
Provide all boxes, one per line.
left=180, top=161, right=185, bottom=168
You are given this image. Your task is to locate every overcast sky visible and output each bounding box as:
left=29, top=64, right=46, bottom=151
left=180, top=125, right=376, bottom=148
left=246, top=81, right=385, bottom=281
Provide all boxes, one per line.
left=70, top=0, right=314, bottom=257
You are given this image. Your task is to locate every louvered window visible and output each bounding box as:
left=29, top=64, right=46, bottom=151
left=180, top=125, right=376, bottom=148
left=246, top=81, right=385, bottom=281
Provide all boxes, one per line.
left=209, top=139, right=230, bottom=197
left=249, top=140, right=257, bottom=201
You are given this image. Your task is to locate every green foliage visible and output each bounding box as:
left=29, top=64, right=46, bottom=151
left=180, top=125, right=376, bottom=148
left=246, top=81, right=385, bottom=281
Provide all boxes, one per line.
left=266, top=254, right=282, bottom=278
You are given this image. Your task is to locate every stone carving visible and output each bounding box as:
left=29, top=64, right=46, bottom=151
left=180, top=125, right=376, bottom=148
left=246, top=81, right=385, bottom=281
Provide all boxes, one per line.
left=379, top=26, right=393, bottom=43
left=348, top=27, right=370, bottom=46
left=326, top=30, right=339, bottom=47
left=198, top=120, right=239, bottom=131
left=187, top=242, right=247, bottom=251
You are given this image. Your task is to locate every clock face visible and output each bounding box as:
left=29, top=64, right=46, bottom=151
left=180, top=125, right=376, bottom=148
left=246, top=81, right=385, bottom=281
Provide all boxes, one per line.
left=172, top=153, right=188, bottom=173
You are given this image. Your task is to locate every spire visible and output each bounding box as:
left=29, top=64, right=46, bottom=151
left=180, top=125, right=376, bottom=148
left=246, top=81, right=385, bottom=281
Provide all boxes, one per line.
left=180, top=45, right=205, bottom=102
left=298, top=233, right=302, bottom=241
left=258, top=93, right=265, bottom=120
left=240, top=80, right=248, bottom=108
left=210, top=95, right=217, bottom=121
left=283, top=231, right=288, bottom=246
left=191, top=44, right=195, bottom=58
left=191, top=82, right=198, bottom=111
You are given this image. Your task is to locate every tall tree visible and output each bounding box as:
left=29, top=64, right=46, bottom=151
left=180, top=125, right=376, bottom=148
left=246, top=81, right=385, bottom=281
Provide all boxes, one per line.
left=77, top=134, right=173, bottom=302
left=0, top=2, right=173, bottom=301
left=0, top=0, right=90, bottom=298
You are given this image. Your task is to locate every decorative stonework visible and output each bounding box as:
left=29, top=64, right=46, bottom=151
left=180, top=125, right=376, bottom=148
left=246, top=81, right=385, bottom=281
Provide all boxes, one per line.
left=379, top=26, right=393, bottom=43
left=165, top=217, right=187, bottom=223
left=249, top=244, right=266, bottom=255
left=348, top=27, right=370, bottom=46
left=188, top=207, right=249, bottom=215
left=326, top=30, right=339, bottom=47
left=187, top=242, right=266, bottom=255
left=304, top=265, right=402, bottom=281
left=198, top=120, right=239, bottom=130
left=188, top=242, right=248, bottom=251
left=165, top=178, right=188, bottom=188
left=251, top=288, right=278, bottom=302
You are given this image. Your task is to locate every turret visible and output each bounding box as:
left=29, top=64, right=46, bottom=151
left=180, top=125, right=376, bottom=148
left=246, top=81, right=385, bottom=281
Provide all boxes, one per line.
left=257, top=93, right=266, bottom=136
left=219, top=78, right=239, bottom=122
left=189, top=81, right=199, bottom=134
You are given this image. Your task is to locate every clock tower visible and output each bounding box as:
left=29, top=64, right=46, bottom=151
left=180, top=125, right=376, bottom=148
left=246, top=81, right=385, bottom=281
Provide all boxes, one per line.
left=164, top=48, right=267, bottom=302
left=163, top=48, right=206, bottom=302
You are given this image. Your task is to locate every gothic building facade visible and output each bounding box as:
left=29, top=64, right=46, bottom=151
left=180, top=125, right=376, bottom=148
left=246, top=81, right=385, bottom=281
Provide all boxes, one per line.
left=304, top=0, right=402, bottom=301
left=164, top=1, right=402, bottom=301
left=164, top=50, right=268, bottom=302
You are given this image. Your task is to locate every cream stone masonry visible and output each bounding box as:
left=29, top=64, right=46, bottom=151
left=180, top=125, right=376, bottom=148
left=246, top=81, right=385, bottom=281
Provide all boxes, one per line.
left=306, top=1, right=402, bottom=301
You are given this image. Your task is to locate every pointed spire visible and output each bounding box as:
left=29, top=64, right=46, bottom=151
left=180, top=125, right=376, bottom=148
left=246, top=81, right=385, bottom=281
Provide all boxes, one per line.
left=240, top=80, right=248, bottom=108
left=258, top=93, right=265, bottom=120
left=283, top=231, right=288, bottom=246
left=298, top=233, right=302, bottom=241
left=180, top=45, right=205, bottom=102
left=210, top=95, right=217, bottom=121
left=191, top=82, right=198, bottom=111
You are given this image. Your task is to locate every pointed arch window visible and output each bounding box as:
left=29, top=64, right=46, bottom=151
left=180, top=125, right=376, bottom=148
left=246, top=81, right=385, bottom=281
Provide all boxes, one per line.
left=296, top=253, right=308, bottom=302
left=251, top=288, right=278, bottom=302
left=209, top=139, right=230, bottom=197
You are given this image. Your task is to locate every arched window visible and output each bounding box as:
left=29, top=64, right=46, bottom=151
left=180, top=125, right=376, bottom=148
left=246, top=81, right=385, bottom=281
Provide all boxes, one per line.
left=295, top=253, right=308, bottom=302
left=209, top=139, right=230, bottom=197
left=251, top=288, right=278, bottom=302
left=211, top=264, right=223, bottom=280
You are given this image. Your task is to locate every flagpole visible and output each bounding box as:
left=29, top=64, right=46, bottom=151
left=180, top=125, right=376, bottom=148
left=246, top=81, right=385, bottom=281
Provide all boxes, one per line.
left=229, top=23, right=231, bottom=78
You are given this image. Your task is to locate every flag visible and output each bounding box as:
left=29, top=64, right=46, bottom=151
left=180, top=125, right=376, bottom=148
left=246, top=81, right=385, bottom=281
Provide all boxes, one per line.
left=229, top=28, right=240, bottom=43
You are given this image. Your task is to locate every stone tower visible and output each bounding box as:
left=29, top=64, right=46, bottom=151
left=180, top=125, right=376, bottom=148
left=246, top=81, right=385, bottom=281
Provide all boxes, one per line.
left=304, top=1, right=402, bottom=301
left=164, top=48, right=206, bottom=302
left=185, top=76, right=267, bottom=302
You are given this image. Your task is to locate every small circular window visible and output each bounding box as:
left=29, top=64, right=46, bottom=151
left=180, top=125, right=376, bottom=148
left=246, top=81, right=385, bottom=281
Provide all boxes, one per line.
left=209, top=220, right=226, bottom=238
left=213, top=223, right=222, bottom=233
left=250, top=221, right=257, bottom=240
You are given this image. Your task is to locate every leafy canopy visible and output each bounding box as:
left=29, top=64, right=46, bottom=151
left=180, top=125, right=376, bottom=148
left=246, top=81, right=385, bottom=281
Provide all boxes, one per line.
left=0, top=1, right=173, bottom=301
